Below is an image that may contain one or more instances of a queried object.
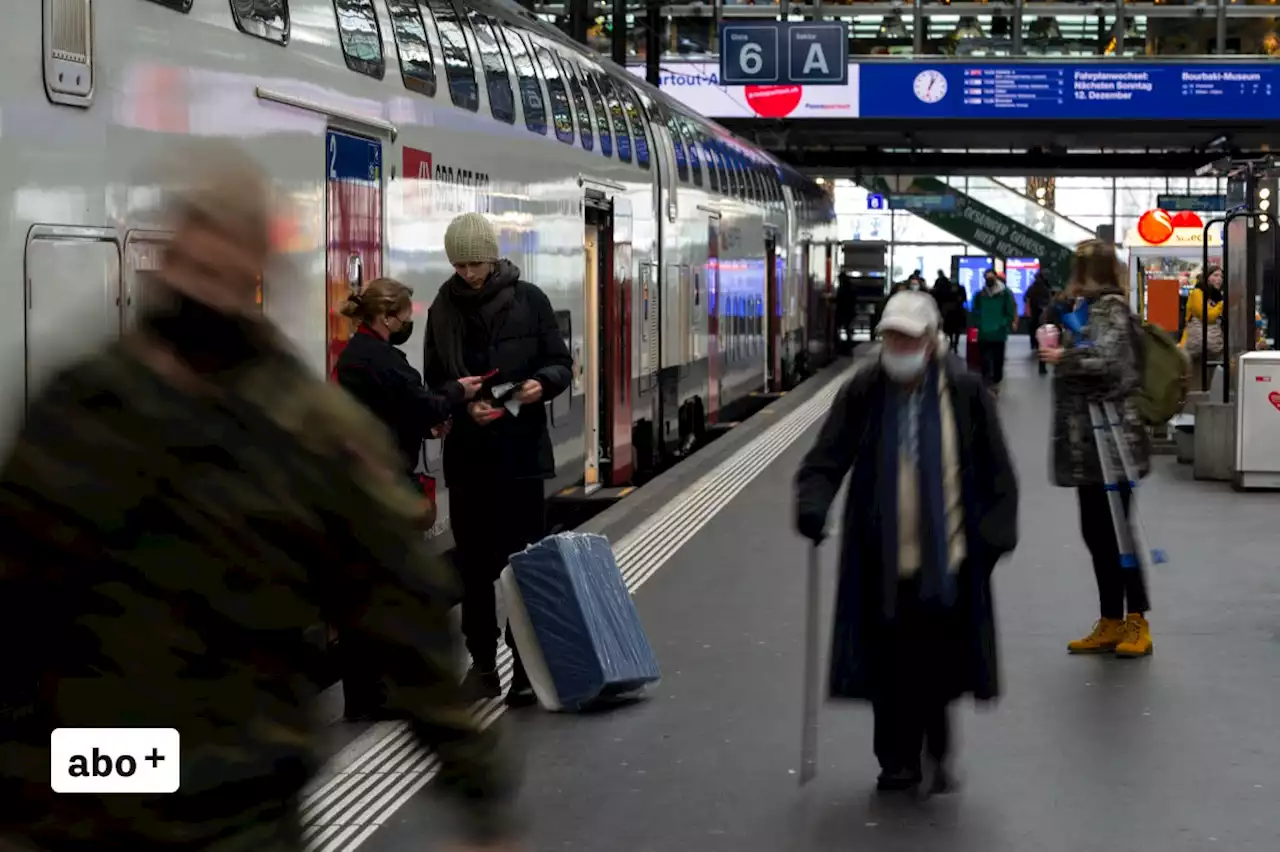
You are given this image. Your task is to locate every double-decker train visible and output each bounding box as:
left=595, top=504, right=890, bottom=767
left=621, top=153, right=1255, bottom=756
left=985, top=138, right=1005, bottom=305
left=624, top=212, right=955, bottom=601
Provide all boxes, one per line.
left=9, top=0, right=839, bottom=545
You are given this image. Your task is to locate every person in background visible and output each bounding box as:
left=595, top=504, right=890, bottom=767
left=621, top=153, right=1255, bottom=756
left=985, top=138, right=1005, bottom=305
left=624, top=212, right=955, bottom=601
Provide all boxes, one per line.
left=1025, top=273, right=1053, bottom=376
left=424, top=213, right=573, bottom=708
left=1040, top=240, right=1153, bottom=659
left=0, top=142, right=521, bottom=852
left=1179, top=265, right=1224, bottom=392
left=970, top=269, right=1018, bottom=394
left=333, top=277, right=484, bottom=721
left=794, top=291, right=1019, bottom=796
left=932, top=269, right=968, bottom=353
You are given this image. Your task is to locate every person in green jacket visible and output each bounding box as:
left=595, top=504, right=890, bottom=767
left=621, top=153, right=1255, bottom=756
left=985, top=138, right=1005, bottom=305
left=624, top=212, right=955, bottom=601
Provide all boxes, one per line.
left=971, top=269, right=1018, bottom=393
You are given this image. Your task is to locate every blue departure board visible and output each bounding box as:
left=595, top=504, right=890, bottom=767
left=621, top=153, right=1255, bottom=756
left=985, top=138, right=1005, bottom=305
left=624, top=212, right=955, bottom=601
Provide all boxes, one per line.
left=858, top=63, right=1278, bottom=120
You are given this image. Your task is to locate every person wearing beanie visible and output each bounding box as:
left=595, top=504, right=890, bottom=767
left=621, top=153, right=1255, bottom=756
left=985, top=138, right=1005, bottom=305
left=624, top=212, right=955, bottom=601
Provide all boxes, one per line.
left=425, top=212, right=573, bottom=707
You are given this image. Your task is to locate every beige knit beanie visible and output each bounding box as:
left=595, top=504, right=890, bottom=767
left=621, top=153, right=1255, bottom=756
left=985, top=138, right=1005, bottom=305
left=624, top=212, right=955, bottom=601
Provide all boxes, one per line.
left=444, top=213, right=499, bottom=265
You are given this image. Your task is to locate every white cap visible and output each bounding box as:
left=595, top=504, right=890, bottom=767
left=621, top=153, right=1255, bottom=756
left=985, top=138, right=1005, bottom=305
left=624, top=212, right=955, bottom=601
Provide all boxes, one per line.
left=877, top=290, right=941, bottom=338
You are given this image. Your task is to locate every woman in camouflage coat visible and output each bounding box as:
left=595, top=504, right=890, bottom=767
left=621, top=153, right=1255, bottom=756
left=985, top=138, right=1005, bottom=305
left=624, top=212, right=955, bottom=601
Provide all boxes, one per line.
left=1040, top=240, right=1153, bottom=659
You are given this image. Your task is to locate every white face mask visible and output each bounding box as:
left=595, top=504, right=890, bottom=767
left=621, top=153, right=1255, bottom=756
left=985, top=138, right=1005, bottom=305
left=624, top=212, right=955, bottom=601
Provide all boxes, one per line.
left=882, top=349, right=928, bottom=382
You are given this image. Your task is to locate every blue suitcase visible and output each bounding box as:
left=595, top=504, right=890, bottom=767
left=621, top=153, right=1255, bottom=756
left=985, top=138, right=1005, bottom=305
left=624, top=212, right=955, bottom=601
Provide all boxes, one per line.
left=501, top=532, right=661, bottom=711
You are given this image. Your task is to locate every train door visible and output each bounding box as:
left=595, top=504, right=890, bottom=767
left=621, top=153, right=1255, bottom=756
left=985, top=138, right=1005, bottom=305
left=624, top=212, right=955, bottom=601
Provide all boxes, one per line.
left=122, top=231, right=173, bottom=333
left=706, top=212, right=722, bottom=423
left=765, top=232, right=781, bottom=392
left=23, top=227, right=121, bottom=404
left=584, top=192, right=633, bottom=487
left=325, top=129, right=384, bottom=378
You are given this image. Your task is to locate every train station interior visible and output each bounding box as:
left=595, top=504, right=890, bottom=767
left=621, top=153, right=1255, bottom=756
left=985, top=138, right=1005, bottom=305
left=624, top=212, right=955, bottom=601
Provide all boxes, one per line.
left=11, top=1, right=1280, bottom=851
left=295, top=3, right=1280, bottom=851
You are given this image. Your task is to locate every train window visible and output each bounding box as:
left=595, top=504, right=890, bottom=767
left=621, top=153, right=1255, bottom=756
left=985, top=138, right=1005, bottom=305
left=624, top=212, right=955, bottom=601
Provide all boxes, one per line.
left=698, top=133, right=719, bottom=193
left=580, top=67, right=613, bottom=158
left=422, top=0, right=479, bottom=112
left=467, top=12, right=514, bottom=124
left=230, top=0, right=290, bottom=45
left=617, top=85, right=649, bottom=169
left=680, top=121, right=702, bottom=187
left=595, top=75, right=631, bottom=163
left=664, top=112, right=688, bottom=183
left=558, top=55, right=593, bottom=152
left=386, top=1, right=436, bottom=96
left=332, top=0, right=384, bottom=79
left=500, top=26, right=546, bottom=136
left=532, top=44, right=574, bottom=145
left=146, top=0, right=192, bottom=11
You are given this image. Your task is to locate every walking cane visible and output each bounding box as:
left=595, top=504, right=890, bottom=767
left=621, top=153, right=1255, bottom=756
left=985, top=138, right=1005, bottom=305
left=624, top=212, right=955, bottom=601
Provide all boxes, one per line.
left=799, top=542, right=821, bottom=786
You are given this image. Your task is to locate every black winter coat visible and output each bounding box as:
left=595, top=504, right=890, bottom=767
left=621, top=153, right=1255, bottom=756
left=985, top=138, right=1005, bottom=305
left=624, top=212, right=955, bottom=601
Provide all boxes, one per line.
left=423, top=263, right=573, bottom=483
left=335, top=327, right=463, bottom=484
left=794, top=354, right=1018, bottom=703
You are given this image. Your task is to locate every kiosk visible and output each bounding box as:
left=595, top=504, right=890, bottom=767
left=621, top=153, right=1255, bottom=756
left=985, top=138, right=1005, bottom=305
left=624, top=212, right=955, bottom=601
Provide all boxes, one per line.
left=1125, top=210, right=1223, bottom=336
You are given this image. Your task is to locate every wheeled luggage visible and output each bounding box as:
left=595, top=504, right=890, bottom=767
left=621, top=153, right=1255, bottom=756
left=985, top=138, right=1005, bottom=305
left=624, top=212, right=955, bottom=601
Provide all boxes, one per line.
left=501, top=532, right=661, bottom=711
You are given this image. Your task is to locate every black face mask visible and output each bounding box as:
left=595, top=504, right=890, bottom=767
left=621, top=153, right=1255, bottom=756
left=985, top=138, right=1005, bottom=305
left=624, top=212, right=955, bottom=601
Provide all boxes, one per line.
left=388, top=320, right=414, bottom=347
left=142, top=288, right=267, bottom=374
left=1207, top=284, right=1223, bottom=302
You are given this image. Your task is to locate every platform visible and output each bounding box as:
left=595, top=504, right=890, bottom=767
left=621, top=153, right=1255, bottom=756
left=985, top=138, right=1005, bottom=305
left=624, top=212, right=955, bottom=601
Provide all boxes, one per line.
left=343, top=341, right=1280, bottom=852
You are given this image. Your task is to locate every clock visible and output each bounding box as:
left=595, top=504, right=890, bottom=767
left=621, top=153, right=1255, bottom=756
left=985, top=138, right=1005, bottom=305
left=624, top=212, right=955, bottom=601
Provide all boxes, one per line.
left=913, top=69, right=948, bottom=104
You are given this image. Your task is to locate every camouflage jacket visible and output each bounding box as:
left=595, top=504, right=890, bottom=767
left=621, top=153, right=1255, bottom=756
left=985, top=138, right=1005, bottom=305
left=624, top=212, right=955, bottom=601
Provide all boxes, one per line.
left=0, top=328, right=516, bottom=850
left=1050, top=291, right=1152, bottom=488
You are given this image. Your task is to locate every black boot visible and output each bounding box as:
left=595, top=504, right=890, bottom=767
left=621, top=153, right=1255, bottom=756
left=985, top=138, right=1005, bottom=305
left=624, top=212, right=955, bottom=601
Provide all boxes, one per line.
left=503, top=657, right=536, bottom=708
left=461, top=666, right=501, bottom=701
left=876, top=767, right=922, bottom=793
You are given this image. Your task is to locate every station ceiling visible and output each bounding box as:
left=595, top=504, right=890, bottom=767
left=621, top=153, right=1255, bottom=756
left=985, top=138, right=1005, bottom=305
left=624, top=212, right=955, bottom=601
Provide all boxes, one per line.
left=719, top=118, right=1279, bottom=176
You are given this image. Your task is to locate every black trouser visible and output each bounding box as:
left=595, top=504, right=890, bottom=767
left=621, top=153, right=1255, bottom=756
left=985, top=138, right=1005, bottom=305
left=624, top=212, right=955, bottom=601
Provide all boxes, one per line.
left=871, top=582, right=953, bottom=774
left=1077, top=484, right=1150, bottom=619
left=978, top=340, right=1006, bottom=386
left=947, top=331, right=962, bottom=353
left=340, top=630, right=389, bottom=718
left=450, top=477, right=546, bottom=683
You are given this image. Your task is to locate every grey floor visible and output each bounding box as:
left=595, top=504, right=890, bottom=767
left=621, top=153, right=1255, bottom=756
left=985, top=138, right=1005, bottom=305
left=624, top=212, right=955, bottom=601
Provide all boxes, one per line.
left=367, top=341, right=1280, bottom=852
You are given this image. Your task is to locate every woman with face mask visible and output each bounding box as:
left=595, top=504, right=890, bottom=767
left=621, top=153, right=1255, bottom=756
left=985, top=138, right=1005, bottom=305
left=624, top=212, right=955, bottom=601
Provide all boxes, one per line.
left=333, top=277, right=483, bottom=722
left=336, top=278, right=484, bottom=494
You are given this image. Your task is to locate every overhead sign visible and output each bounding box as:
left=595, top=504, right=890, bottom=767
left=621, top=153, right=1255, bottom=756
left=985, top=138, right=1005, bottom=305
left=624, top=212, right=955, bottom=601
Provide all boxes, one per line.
left=859, top=63, right=1279, bottom=120
left=719, top=22, right=849, bottom=87
left=1157, top=194, right=1227, bottom=213
left=866, top=193, right=887, bottom=211
left=888, top=193, right=958, bottom=213
left=642, top=60, right=1280, bottom=121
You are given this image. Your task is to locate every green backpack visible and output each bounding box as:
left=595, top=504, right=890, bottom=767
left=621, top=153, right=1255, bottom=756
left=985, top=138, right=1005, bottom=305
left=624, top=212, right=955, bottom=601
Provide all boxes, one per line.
left=1131, top=316, right=1190, bottom=425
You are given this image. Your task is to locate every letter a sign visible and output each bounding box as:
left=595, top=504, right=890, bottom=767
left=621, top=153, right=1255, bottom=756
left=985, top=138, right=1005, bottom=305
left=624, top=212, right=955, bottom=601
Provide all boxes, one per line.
left=720, top=22, right=847, bottom=87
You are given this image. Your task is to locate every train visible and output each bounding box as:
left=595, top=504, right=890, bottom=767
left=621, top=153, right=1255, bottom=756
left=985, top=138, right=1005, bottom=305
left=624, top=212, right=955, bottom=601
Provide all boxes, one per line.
left=9, top=0, right=840, bottom=547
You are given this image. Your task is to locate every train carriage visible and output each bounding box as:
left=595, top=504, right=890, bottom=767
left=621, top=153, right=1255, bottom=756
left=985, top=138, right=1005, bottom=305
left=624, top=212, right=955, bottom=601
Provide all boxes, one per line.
left=9, top=0, right=837, bottom=548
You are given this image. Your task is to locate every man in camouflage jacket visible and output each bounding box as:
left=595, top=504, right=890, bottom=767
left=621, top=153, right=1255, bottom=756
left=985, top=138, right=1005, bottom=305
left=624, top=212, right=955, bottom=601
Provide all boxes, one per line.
left=0, top=143, right=520, bottom=851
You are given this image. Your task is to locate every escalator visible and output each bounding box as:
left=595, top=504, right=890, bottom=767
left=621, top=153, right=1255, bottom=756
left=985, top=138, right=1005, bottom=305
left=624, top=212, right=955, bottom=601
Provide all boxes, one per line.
left=863, top=176, right=1098, bottom=284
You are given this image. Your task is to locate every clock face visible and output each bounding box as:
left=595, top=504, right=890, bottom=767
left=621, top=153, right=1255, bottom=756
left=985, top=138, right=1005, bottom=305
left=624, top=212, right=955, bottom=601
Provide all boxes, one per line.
left=913, top=70, right=948, bottom=104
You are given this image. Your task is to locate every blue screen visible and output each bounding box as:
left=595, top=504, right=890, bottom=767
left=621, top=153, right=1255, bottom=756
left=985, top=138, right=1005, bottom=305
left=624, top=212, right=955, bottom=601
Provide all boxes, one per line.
left=957, top=257, right=992, bottom=306
left=858, top=63, right=1278, bottom=120
left=1004, top=258, right=1040, bottom=317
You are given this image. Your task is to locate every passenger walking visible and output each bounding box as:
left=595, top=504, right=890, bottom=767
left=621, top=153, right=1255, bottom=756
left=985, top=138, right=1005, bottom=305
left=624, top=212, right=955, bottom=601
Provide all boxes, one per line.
left=970, top=269, right=1017, bottom=393
left=932, top=269, right=968, bottom=353
left=1179, top=265, right=1224, bottom=392
left=1025, top=273, right=1053, bottom=375
left=333, top=276, right=485, bottom=721
left=1039, top=240, right=1154, bottom=658
left=424, top=212, right=573, bottom=707
left=794, top=290, right=1019, bottom=795
left=0, top=143, right=521, bottom=851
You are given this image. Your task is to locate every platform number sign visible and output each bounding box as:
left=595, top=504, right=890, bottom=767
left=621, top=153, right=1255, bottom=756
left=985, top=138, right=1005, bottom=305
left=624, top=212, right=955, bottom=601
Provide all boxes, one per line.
left=325, top=129, right=384, bottom=378
left=719, top=22, right=848, bottom=87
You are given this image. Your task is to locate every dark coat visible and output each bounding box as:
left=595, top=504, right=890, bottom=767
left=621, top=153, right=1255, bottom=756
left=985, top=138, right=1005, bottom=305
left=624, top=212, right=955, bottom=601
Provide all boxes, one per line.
left=932, top=276, right=969, bottom=336
left=335, top=326, right=463, bottom=485
left=794, top=354, right=1019, bottom=703
left=423, top=263, right=573, bottom=483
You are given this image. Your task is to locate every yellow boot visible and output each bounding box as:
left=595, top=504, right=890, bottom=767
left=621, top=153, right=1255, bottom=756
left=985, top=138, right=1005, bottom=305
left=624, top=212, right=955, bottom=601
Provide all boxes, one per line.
left=1115, top=613, right=1154, bottom=658
left=1067, top=618, right=1125, bottom=654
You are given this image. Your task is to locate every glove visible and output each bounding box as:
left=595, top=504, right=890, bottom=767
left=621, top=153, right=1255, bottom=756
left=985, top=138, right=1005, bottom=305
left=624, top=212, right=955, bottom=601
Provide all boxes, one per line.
left=796, top=512, right=826, bottom=544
